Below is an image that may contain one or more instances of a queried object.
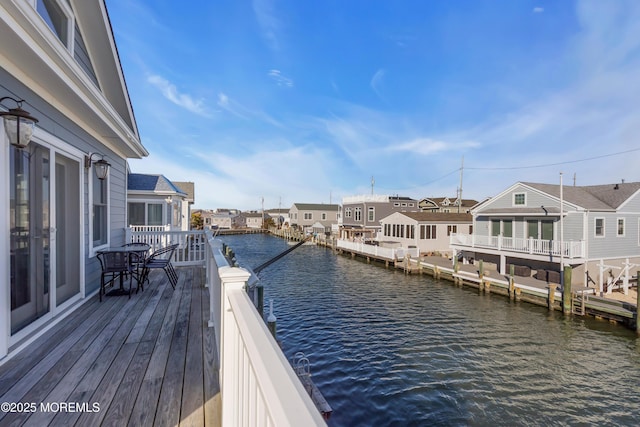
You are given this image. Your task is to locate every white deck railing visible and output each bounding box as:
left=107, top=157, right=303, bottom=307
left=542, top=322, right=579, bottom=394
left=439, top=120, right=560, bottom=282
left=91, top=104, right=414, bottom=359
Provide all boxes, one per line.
left=336, top=239, right=419, bottom=259
left=126, top=227, right=325, bottom=426
left=450, top=233, right=586, bottom=259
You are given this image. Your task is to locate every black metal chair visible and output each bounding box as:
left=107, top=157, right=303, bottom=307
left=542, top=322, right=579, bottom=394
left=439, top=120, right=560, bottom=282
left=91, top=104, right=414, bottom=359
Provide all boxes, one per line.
left=122, top=242, right=150, bottom=291
left=141, top=244, right=179, bottom=289
left=96, top=251, right=134, bottom=301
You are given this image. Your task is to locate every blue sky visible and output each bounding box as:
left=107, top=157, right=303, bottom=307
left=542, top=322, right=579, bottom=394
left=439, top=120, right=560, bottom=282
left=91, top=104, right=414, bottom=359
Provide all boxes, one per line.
left=106, top=0, right=640, bottom=210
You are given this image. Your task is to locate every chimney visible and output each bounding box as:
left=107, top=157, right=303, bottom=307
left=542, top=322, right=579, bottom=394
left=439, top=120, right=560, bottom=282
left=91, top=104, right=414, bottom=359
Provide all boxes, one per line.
left=614, top=183, right=619, bottom=190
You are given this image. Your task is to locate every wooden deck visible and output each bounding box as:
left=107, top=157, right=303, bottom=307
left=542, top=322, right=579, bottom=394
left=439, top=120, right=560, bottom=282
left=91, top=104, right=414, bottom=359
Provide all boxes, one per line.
left=0, top=266, right=220, bottom=427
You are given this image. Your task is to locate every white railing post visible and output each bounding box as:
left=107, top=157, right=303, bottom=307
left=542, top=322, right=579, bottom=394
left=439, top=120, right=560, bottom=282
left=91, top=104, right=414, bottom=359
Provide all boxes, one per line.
left=219, top=266, right=252, bottom=427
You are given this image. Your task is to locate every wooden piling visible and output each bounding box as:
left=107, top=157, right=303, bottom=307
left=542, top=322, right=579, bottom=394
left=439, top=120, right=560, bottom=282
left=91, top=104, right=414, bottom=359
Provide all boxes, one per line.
left=548, top=284, right=556, bottom=311
left=515, top=287, right=521, bottom=302
left=257, top=284, right=264, bottom=318
left=267, top=299, right=277, bottom=339
left=562, top=266, right=572, bottom=315
left=636, top=270, right=640, bottom=336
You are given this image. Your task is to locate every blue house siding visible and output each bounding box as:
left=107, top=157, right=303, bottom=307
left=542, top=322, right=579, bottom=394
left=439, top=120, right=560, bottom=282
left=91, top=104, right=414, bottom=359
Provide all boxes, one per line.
left=587, top=213, right=640, bottom=260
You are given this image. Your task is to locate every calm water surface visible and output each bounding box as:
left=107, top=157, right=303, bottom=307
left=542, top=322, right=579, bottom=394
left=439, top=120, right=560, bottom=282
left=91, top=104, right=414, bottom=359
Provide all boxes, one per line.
left=220, top=234, right=640, bottom=427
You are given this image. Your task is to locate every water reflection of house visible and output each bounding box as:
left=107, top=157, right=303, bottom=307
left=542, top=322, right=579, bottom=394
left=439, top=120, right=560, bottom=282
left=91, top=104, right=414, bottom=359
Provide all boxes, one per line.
left=1, top=1, right=147, bottom=358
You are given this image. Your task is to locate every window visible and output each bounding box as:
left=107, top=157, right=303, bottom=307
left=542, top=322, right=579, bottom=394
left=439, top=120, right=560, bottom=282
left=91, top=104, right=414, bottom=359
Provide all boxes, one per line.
left=491, top=220, right=500, bottom=236
left=447, top=225, right=457, bottom=236
left=345, top=208, right=352, bottom=218
left=514, top=193, right=526, bottom=206
left=527, top=220, right=538, bottom=238
left=394, top=203, right=400, bottom=207
left=469, top=225, right=473, bottom=234
left=368, top=207, right=375, bottom=221
left=408, top=203, right=414, bottom=207
left=420, top=224, right=436, bottom=239
left=355, top=207, right=362, bottom=221
left=595, top=218, right=605, bottom=237
left=304, top=213, right=312, bottom=220
left=408, top=225, right=415, bottom=239
left=502, top=220, right=513, bottom=238
left=148, top=204, right=163, bottom=225
left=128, top=203, right=145, bottom=225
left=322, top=213, right=327, bottom=220
left=37, top=0, right=71, bottom=47
left=617, top=218, right=625, bottom=236
left=92, top=175, right=108, bottom=247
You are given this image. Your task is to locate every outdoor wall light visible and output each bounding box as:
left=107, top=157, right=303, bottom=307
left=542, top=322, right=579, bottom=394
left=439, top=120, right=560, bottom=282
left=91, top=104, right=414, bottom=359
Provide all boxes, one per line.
left=85, top=152, right=111, bottom=180
left=0, top=96, right=39, bottom=149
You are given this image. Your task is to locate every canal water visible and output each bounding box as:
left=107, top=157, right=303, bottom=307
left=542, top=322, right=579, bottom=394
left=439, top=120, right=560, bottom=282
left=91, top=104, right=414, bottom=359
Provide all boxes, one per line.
left=219, top=234, right=640, bottom=427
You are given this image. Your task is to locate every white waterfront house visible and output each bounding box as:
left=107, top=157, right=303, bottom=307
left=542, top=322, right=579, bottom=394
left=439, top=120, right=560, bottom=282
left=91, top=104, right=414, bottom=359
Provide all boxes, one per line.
left=379, top=212, right=473, bottom=256
left=450, top=181, right=640, bottom=289
left=1, top=0, right=147, bottom=358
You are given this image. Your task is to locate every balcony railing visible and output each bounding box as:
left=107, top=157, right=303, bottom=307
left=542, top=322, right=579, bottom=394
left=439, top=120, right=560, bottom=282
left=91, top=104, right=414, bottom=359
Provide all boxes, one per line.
left=126, top=227, right=326, bottom=426
left=337, top=239, right=419, bottom=259
left=450, top=233, right=586, bottom=259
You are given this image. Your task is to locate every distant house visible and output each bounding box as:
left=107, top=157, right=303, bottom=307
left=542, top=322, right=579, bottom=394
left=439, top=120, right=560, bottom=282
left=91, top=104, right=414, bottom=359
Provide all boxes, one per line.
left=341, top=195, right=419, bottom=239
left=244, top=212, right=267, bottom=229
left=418, top=197, right=479, bottom=213
left=450, top=181, right=640, bottom=288
left=199, top=209, right=244, bottom=229
left=379, top=212, right=473, bottom=256
left=266, top=208, right=290, bottom=228
left=127, top=173, right=189, bottom=231
left=1, top=1, right=147, bottom=358
left=289, top=203, right=340, bottom=233
left=173, top=181, right=195, bottom=230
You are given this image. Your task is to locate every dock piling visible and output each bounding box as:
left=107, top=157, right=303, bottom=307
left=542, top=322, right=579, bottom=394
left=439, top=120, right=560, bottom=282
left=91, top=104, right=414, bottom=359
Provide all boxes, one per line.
left=562, top=266, right=572, bottom=315
left=267, top=299, right=277, bottom=339
left=548, top=284, right=556, bottom=311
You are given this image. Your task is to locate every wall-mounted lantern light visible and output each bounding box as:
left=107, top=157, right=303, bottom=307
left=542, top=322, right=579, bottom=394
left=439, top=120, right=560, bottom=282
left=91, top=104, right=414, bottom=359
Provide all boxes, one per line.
left=0, top=96, right=39, bottom=149
left=85, top=152, right=111, bottom=180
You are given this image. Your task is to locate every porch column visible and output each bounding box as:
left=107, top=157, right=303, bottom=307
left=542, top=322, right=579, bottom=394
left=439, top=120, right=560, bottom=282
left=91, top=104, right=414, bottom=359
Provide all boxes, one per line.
left=500, top=254, right=506, bottom=275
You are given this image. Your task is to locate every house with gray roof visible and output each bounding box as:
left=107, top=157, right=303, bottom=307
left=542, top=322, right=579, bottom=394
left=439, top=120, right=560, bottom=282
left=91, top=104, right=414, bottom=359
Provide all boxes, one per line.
left=289, top=203, right=340, bottom=233
left=418, top=197, right=479, bottom=213
left=450, top=181, right=640, bottom=290
left=127, top=173, right=189, bottom=231
left=173, top=181, right=195, bottom=230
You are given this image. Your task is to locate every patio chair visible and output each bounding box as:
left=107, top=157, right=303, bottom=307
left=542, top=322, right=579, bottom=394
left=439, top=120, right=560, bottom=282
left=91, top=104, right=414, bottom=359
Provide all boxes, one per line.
left=96, top=251, right=133, bottom=301
left=141, top=243, right=179, bottom=289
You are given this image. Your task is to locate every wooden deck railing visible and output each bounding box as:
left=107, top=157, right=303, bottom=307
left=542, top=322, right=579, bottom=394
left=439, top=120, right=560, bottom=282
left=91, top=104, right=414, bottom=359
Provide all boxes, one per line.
left=450, top=233, right=586, bottom=259
left=126, top=227, right=326, bottom=426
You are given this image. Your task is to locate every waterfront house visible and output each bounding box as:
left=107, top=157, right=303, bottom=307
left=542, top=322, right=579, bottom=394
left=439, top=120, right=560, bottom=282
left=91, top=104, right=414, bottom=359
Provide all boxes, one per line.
left=379, top=212, right=473, bottom=256
left=173, top=181, right=195, bottom=229
left=450, top=181, right=640, bottom=288
left=418, top=197, right=479, bottom=213
left=341, top=194, right=419, bottom=239
left=244, top=211, right=268, bottom=228
left=290, top=203, right=340, bottom=233
left=127, top=173, right=190, bottom=231
left=1, top=0, right=147, bottom=358
left=198, top=208, right=245, bottom=230
left=266, top=208, right=290, bottom=228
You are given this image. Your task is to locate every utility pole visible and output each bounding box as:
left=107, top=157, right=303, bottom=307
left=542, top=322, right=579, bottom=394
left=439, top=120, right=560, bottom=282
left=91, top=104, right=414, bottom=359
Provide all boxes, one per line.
left=261, top=196, right=265, bottom=229
left=371, top=176, right=375, bottom=195
left=458, top=156, right=464, bottom=213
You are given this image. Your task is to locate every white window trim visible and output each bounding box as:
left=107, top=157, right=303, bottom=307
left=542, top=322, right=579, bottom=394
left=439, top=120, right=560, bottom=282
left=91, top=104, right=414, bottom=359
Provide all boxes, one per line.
left=594, top=217, right=605, bottom=238
left=33, top=0, right=75, bottom=52
left=513, top=192, right=527, bottom=207
left=616, top=217, right=625, bottom=237
left=367, top=206, right=375, bottom=222
left=89, top=171, right=110, bottom=257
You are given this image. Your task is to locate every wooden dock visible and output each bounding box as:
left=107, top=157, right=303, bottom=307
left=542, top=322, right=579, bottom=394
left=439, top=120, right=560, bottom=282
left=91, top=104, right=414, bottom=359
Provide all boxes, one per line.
left=0, top=266, right=220, bottom=427
left=329, top=244, right=637, bottom=328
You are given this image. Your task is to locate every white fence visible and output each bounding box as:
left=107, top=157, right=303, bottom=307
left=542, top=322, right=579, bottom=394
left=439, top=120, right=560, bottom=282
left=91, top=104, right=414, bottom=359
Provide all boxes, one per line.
left=133, top=227, right=325, bottom=426
left=336, top=239, right=419, bottom=259
left=450, top=233, right=586, bottom=259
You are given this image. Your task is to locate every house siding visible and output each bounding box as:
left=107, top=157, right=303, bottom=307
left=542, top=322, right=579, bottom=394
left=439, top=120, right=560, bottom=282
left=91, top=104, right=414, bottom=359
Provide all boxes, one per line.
left=2, top=69, right=129, bottom=295
left=587, top=212, right=640, bottom=259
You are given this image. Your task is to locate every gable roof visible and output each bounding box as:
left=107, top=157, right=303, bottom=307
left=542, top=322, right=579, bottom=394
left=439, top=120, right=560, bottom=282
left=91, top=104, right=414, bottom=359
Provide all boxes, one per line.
left=523, top=182, right=640, bottom=210
left=128, top=173, right=186, bottom=195
left=173, top=181, right=195, bottom=202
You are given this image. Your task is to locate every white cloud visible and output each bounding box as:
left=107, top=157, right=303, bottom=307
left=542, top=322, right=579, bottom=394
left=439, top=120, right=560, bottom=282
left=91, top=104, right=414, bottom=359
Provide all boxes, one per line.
left=253, top=0, right=281, bottom=51
left=268, top=69, right=294, bottom=87
left=533, top=7, right=544, bottom=13
left=391, top=138, right=480, bottom=156
left=147, top=75, right=208, bottom=116
left=370, top=69, right=386, bottom=100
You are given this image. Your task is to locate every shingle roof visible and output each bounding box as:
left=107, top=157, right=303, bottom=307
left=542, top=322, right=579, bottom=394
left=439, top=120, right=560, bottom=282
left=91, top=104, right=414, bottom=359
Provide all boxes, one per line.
left=173, top=181, right=195, bottom=202
left=128, top=173, right=186, bottom=195
left=394, top=212, right=472, bottom=222
left=523, top=182, right=640, bottom=210
left=292, top=203, right=340, bottom=211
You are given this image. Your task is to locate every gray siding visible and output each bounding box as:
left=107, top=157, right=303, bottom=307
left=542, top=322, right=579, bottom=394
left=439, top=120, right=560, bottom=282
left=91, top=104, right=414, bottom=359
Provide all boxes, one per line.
left=2, top=68, right=128, bottom=295
left=586, top=212, right=640, bottom=259
left=73, top=23, right=99, bottom=88
left=482, top=184, right=579, bottom=213
left=620, top=190, right=640, bottom=213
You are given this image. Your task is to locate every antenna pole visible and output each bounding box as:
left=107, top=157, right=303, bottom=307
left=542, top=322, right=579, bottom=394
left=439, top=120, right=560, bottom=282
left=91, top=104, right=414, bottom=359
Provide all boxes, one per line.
left=458, top=156, right=464, bottom=213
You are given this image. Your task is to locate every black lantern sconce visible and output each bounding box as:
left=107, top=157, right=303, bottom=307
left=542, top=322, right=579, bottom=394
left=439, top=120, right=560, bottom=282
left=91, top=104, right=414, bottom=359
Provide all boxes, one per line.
left=85, top=152, right=111, bottom=180
left=0, top=96, right=39, bottom=149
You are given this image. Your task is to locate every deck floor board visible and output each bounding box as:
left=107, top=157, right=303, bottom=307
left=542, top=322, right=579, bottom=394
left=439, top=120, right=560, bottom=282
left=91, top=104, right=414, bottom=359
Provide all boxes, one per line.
left=0, top=266, right=220, bottom=427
